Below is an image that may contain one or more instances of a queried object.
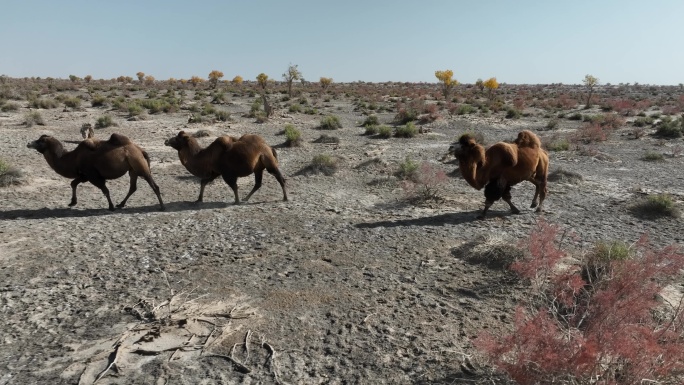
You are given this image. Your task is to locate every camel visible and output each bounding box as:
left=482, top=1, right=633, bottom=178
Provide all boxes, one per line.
left=449, top=130, right=548, bottom=219
left=164, top=131, right=287, bottom=204
left=27, top=133, right=165, bottom=211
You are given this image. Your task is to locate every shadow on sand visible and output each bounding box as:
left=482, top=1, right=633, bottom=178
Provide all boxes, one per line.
left=0, top=201, right=232, bottom=220
left=355, top=211, right=479, bottom=229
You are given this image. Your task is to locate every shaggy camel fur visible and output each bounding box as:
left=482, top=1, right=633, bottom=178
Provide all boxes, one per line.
left=165, top=131, right=287, bottom=204
left=449, top=130, right=548, bottom=218
left=27, top=133, right=165, bottom=211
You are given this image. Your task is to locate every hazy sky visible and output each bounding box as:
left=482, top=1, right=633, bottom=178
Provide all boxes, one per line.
left=1, top=0, right=682, bottom=85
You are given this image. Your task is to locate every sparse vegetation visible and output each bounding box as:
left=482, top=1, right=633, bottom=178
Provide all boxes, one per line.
left=319, top=115, right=342, bottom=130
left=394, top=122, right=418, bottom=138
left=95, top=115, right=116, bottom=129
left=24, top=111, right=45, bottom=126
left=641, top=150, right=664, bottom=161
left=283, top=124, right=302, bottom=147
left=630, top=194, right=680, bottom=219
left=0, top=158, right=25, bottom=187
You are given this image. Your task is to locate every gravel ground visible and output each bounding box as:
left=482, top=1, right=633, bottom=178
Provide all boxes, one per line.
left=1, top=90, right=683, bottom=384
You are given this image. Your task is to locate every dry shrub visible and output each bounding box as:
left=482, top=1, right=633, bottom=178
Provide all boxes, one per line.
left=475, top=219, right=684, bottom=385
left=452, top=234, right=524, bottom=270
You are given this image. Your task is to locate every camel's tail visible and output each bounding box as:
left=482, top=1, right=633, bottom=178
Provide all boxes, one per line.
left=271, top=147, right=278, bottom=160
left=142, top=150, right=151, bottom=168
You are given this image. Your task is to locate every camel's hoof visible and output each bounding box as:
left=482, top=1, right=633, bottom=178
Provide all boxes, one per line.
left=511, top=208, right=521, bottom=215
left=476, top=215, right=486, bottom=220
left=530, top=202, right=538, bottom=209
left=108, top=207, right=116, bottom=211
left=535, top=207, right=543, bottom=213
left=159, top=206, right=167, bottom=211
left=68, top=202, right=77, bottom=207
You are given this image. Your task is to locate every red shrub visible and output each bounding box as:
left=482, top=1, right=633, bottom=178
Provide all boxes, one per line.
left=475, top=224, right=684, bottom=385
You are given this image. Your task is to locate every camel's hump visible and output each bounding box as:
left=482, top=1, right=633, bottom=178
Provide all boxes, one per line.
left=106, top=133, right=132, bottom=146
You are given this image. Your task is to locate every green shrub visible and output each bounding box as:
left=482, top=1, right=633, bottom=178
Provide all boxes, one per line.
left=0, top=158, right=25, bottom=187
left=29, top=98, right=58, bottom=109
left=215, top=110, right=231, bottom=122
left=654, top=117, right=682, bottom=138
left=456, top=104, right=476, bottom=115
left=632, top=116, right=653, bottom=127
left=288, top=103, right=302, bottom=113
left=362, top=115, right=380, bottom=127
left=187, top=113, right=204, bottom=124
left=395, top=122, right=418, bottom=138
left=127, top=103, right=143, bottom=117
left=377, top=125, right=393, bottom=138
left=547, top=138, right=570, bottom=151
left=95, top=115, right=115, bottom=129
left=1, top=101, right=19, bottom=112
left=319, top=115, right=342, bottom=130
left=364, top=125, right=379, bottom=136
left=396, top=156, right=419, bottom=180
left=568, top=112, right=583, bottom=120
left=308, top=154, right=338, bottom=176
left=24, top=111, right=45, bottom=126
left=313, top=134, right=340, bottom=144
left=63, top=97, right=81, bottom=109
left=641, top=151, right=664, bottom=161
left=545, top=118, right=559, bottom=130
left=91, top=94, right=108, bottom=107
left=305, top=107, right=317, bottom=115
left=629, top=194, right=680, bottom=219
left=284, top=124, right=302, bottom=147
left=505, top=107, right=522, bottom=119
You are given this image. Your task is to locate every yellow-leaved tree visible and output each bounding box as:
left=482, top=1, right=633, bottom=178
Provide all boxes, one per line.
left=189, top=76, right=204, bottom=87
left=256, top=73, right=269, bottom=91
left=483, top=77, right=499, bottom=98
left=256, top=73, right=272, bottom=117
left=320, top=77, right=333, bottom=93
left=435, top=70, right=457, bottom=100
left=583, top=74, right=599, bottom=108
left=232, top=75, right=243, bottom=86
left=208, top=70, right=224, bottom=88
left=136, top=72, right=145, bottom=83
left=144, top=75, right=155, bottom=86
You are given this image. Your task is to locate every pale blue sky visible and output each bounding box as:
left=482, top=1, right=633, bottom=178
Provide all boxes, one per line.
left=1, top=1, right=682, bottom=85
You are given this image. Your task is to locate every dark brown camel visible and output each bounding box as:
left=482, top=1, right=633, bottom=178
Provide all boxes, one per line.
left=164, top=131, right=287, bottom=204
left=27, top=133, right=165, bottom=211
left=449, top=130, right=548, bottom=219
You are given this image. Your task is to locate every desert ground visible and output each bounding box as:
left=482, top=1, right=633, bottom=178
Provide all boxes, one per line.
left=1, top=79, right=683, bottom=384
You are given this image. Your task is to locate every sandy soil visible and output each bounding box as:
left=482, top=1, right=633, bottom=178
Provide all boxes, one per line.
left=1, top=88, right=683, bottom=384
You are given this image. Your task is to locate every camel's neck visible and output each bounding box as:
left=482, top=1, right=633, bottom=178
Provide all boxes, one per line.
left=460, top=161, right=484, bottom=190
left=43, top=142, right=78, bottom=178
left=181, top=138, right=202, bottom=158
left=459, top=146, right=489, bottom=190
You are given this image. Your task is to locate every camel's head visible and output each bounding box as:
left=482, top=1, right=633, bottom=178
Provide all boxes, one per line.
left=164, top=131, right=191, bottom=150
left=27, top=135, right=55, bottom=153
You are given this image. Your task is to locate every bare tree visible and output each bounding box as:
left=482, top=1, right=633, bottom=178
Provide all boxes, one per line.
left=282, top=64, right=303, bottom=97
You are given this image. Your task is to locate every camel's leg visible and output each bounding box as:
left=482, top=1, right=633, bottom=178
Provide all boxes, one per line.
left=197, top=176, right=217, bottom=203
left=267, top=167, right=288, bottom=202
left=69, top=176, right=87, bottom=207
left=89, top=176, right=116, bottom=211
left=221, top=173, right=240, bottom=204
left=243, top=169, right=263, bottom=202
left=530, top=182, right=540, bottom=209
left=477, top=200, right=495, bottom=220
left=535, top=181, right=548, bottom=213
left=142, top=174, right=165, bottom=211
left=502, top=185, right=521, bottom=214
left=117, top=172, right=138, bottom=208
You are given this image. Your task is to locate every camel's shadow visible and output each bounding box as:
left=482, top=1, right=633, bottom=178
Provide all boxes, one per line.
left=355, top=211, right=479, bottom=228
left=0, top=201, right=232, bottom=220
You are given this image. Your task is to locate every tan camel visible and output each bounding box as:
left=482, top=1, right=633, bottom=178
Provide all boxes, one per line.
left=449, top=130, right=548, bottom=218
